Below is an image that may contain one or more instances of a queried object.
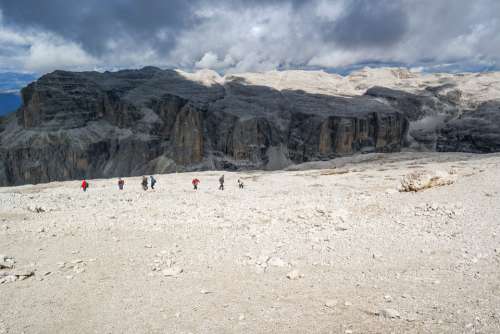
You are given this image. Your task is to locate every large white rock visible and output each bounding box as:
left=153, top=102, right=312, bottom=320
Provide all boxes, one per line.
left=400, top=170, right=456, bottom=192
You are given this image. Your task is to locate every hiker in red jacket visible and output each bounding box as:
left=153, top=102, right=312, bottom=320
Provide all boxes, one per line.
left=81, top=179, right=88, bottom=192
left=192, top=178, right=200, bottom=190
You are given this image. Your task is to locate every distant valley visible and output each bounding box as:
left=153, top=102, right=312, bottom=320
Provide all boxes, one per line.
left=0, top=72, right=37, bottom=116
left=0, top=93, right=21, bottom=116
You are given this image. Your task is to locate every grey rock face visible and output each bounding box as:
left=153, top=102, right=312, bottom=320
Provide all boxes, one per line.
left=437, top=101, right=500, bottom=152
left=1, top=67, right=411, bottom=186
left=365, top=85, right=500, bottom=152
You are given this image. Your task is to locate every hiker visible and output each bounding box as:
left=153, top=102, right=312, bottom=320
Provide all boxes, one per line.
left=81, top=179, right=88, bottom=192
left=192, top=178, right=200, bottom=190
left=219, top=174, right=225, bottom=190
left=141, top=176, right=148, bottom=191
left=118, top=177, right=125, bottom=190
left=238, top=179, right=244, bottom=189
left=150, top=175, right=157, bottom=190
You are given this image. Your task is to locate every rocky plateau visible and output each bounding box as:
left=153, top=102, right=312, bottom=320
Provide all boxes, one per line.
left=1, top=66, right=499, bottom=186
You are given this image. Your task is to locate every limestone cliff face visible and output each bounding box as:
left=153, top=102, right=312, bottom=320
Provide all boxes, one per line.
left=173, top=105, right=204, bottom=165
left=319, top=115, right=394, bottom=155
left=0, top=67, right=412, bottom=186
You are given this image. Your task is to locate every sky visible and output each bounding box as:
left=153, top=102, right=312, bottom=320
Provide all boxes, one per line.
left=0, top=0, right=499, bottom=76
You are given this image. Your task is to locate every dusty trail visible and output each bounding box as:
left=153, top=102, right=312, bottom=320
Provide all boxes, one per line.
left=1, top=152, right=500, bottom=333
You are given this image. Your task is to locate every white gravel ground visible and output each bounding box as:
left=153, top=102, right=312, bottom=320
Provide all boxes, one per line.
left=1, top=152, right=500, bottom=333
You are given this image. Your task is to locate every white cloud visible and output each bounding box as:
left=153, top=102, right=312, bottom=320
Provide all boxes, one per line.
left=169, top=2, right=319, bottom=72
left=23, top=34, right=97, bottom=72
left=0, top=12, right=97, bottom=72
left=195, top=52, right=235, bottom=69
left=1, top=1, right=500, bottom=74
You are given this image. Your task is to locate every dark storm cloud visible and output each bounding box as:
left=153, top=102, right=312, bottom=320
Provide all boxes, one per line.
left=324, top=0, right=408, bottom=48
left=0, top=0, right=499, bottom=73
left=0, top=0, right=195, bottom=55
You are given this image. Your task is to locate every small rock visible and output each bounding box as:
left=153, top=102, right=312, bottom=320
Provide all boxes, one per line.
left=268, top=257, right=287, bottom=267
left=256, top=255, right=269, bottom=265
left=335, top=225, right=349, bottom=231
left=14, top=269, right=34, bottom=279
left=384, top=295, right=393, bottom=302
left=325, top=299, right=338, bottom=308
left=3, top=275, right=17, bottom=283
left=406, top=314, right=417, bottom=322
left=73, top=267, right=85, bottom=274
left=162, top=267, right=183, bottom=277
left=254, top=266, right=265, bottom=274
left=344, top=301, right=352, bottom=307
left=0, top=256, right=15, bottom=269
left=238, top=314, right=245, bottom=321
left=0, top=261, right=14, bottom=270
left=286, top=269, right=301, bottom=280
left=379, top=308, right=400, bottom=319
left=200, top=289, right=212, bottom=294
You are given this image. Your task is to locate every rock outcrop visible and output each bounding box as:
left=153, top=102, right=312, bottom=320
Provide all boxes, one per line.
left=1, top=66, right=498, bottom=186
left=437, top=101, right=500, bottom=152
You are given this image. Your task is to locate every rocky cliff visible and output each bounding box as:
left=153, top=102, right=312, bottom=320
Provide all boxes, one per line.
left=0, top=67, right=498, bottom=186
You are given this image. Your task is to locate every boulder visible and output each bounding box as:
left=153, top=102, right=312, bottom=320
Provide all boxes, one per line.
left=399, top=170, right=456, bottom=192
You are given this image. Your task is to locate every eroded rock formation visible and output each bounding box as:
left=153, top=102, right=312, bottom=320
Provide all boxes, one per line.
left=1, top=66, right=497, bottom=186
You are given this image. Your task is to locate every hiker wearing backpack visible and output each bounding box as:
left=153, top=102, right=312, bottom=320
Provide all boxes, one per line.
left=118, top=178, right=125, bottom=190
left=219, top=174, right=225, bottom=190
left=81, top=179, right=89, bottom=192
left=150, top=175, right=157, bottom=189
left=192, top=178, right=200, bottom=190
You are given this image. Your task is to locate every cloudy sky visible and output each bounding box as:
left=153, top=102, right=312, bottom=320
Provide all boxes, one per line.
left=0, top=0, right=499, bottom=75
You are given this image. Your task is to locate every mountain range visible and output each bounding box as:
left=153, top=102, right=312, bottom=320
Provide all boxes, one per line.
left=0, top=67, right=499, bottom=186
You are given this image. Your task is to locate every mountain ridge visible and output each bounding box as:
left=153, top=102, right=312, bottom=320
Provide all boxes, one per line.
left=0, top=67, right=499, bottom=186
